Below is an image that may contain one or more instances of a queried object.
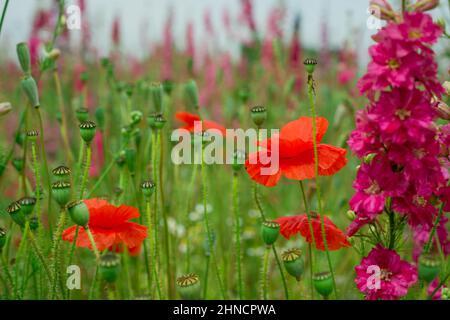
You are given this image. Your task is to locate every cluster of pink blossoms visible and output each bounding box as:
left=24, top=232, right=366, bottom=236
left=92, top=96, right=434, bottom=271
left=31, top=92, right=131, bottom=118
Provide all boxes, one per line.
left=347, top=9, right=449, bottom=299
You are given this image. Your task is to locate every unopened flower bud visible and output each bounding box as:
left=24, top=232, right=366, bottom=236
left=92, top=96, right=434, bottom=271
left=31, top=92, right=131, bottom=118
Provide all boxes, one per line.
left=435, top=101, right=450, bottom=121
left=52, top=181, right=72, bottom=208
left=410, top=0, right=439, bottom=12
left=27, top=130, right=39, bottom=142
left=251, top=106, right=267, bottom=127
left=346, top=210, right=356, bottom=221
left=163, top=79, right=174, bottom=96
left=282, top=248, right=304, bottom=281
left=16, top=42, right=31, bottom=75
left=75, top=107, right=89, bottom=123
left=79, top=121, right=97, bottom=144
left=184, top=80, right=199, bottom=111
left=67, top=200, right=90, bottom=227
left=130, top=110, right=143, bottom=126
left=0, top=102, right=12, bottom=117
left=176, top=273, right=201, bottom=300
left=261, top=221, right=280, bottom=245
left=369, top=0, right=396, bottom=21
left=21, top=76, right=40, bottom=108
left=313, top=272, right=334, bottom=298
left=18, top=197, right=36, bottom=216
left=7, top=201, right=25, bottom=227
left=141, top=180, right=156, bottom=198
left=99, top=252, right=121, bottom=283
left=47, top=48, right=61, bottom=61
left=304, top=58, right=318, bottom=74
left=418, top=254, right=441, bottom=283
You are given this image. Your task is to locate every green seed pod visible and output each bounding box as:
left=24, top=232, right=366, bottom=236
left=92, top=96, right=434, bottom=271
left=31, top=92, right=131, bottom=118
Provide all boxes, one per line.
left=67, top=200, right=90, bottom=227
left=251, top=106, right=267, bottom=127
left=150, top=82, right=164, bottom=114
left=29, top=216, right=39, bottom=231
left=153, top=114, right=167, bottom=130
left=130, top=110, right=143, bottom=126
left=176, top=273, right=201, bottom=300
left=21, top=76, right=40, bottom=108
left=0, top=102, right=12, bottom=117
left=16, top=42, right=31, bottom=75
left=79, top=121, right=97, bottom=144
left=7, top=201, right=25, bottom=227
left=260, top=221, right=280, bottom=245
left=162, top=79, right=174, bottom=96
left=75, top=107, right=89, bottom=123
left=141, top=180, right=156, bottom=198
left=18, top=197, right=36, bottom=216
left=313, top=272, right=333, bottom=298
left=125, top=83, right=134, bottom=98
left=184, top=80, right=199, bottom=111
left=12, top=158, right=24, bottom=173
left=0, top=227, right=6, bottom=251
left=304, top=58, right=318, bottom=74
left=282, top=248, right=304, bottom=281
left=99, top=252, right=121, bottom=283
left=147, top=112, right=158, bottom=129
left=52, top=165, right=71, bottom=178
left=95, top=107, right=105, bottom=130
left=26, top=130, right=39, bottom=142
left=125, top=148, right=137, bottom=175
left=52, top=181, right=72, bottom=208
left=418, top=255, right=441, bottom=283
left=232, top=150, right=246, bottom=172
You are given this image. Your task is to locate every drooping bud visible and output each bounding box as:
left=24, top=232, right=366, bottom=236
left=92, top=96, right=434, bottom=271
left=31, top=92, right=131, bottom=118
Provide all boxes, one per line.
left=232, top=150, right=246, bottom=172
left=176, top=273, right=201, bottom=300
left=21, top=76, right=40, bottom=108
left=99, top=252, right=121, bottom=283
left=184, top=80, right=199, bottom=111
left=435, top=101, right=450, bottom=121
left=52, top=181, right=72, bottom=208
left=67, top=200, right=90, bottom=227
left=16, top=42, right=31, bottom=75
left=313, top=272, right=334, bottom=298
left=0, top=227, right=6, bottom=251
left=369, top=0, right=396, bottom=21
left=52, top=165, right=71, bottom=178
left=250, top=106, right=267, bottom=127
left=141, top=180, right=156, bottom=198
left=75, top=107, right=89, bottom=123
left=150, top=82, right=164, bottom=114
left=0, top=102, right=12, bottom=117
left=282, top=248, right=305, bottom=281
left=18, top=197, right=36, bottom=216
left=7, top=201, right=25, bottom=227
left=418, top=254, right=441, bottom=283
left=260, top=221, right=280, bottom=245
left=79, top=121, right=97, bottom=144
left=410, top=0, right=439, bottom=12
left=304, top=58, right=318, bottom=74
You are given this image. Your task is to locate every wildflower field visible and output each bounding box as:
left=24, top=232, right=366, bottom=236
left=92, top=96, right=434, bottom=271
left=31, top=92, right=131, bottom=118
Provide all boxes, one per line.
left=0, top=0, right=449, bottom=302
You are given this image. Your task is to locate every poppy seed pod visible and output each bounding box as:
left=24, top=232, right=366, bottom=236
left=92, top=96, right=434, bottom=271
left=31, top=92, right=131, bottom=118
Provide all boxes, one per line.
left=67, top=200, right=90, bottom=227
left=0, top=102, right=12, bottom=117
left=150, top=82, right=164, bottom=114
left=7, top=201, right=25, bottom=227
left=147, top=112, right=159, bottom=129
left=79, top=121, right=97, bottom=144
left=16, top=42, right=31, bottom=75
left=0, top=227, right=6, bottom=251
left=260, top=221, right=280, bottom=245
left=99, top=252, right=121, bottom=283
left=52, top=165, right=71, bottom=177
left=232, top=150, right=246, bottom=172
left=26, top=130, right=39, bottom=142
left=176, top=273, right=201, bottom=300
left=18, top=197, right=36, bottom=216
left=282, top=248, right=304, bottom=281
left=153, top=114, right=167, bottom=130
left=313, top=272, right=333, bottom=298
left=21, top=76, right=40, bottom=108
left=251, top=106, right=267, bottom=127
left=52, top=181, right=72, bottom=207
left=75, top=107, right=89, bottom=123
left=184, top=80, right=199, bottom=111
left=304, top=58, right=318, bottom=74
left=141, top=180, right=156, bottom=198
left=418, top=255, right=441, bottom=283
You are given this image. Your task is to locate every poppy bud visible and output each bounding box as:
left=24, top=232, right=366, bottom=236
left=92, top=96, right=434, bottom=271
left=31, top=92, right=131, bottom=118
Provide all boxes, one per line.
left=18, top=197, right=36, bottom=216
left=29, top=216, right=39, bottom=231
left=251, top=106, right=267, bottom=127
left=52, top=181, right=72, bottom=208
left=176, top=273, right=201, bottom=300
left=130, top=110, right=143, bottom=126
left=418, top=255, right=441, bottom=283
left=16, top=42, right=31, bottom=75
left=79, top=121, right=97, bottom=144
left=153, top=114, right=167, bottom=130
left=75, top=107, right=89, bottom=123
left=67, top=200, right=90, bottom=227
left=313, top=272, right=333, bottom=298
left=12, top=158, right=24, bottom=173
left=99, top=252, right=121, bottom=283
left=184, top=80, right=199, bottom=111
left=0, top=227, right=6, bottom=251
left=7, top=201, right=25, bottom=227
left=232, top=150, right=246, bottom=172
left=21, top=76, right=40, bottom=108
left=141, top=180, right=156, bottom=198
left=95, top=107, right=105, bottom=129
left=150, top=82, right=164, bottom=114
left=0, top=102, right=12, bottom=117
left=282, top=248, right=304, bottom=281
left=125, top=148, right=136, bottom=175
left=52, top=165, right=71, bottom=177
left=27, top=130, right=39, bottom=142
left=304, top=58, right=318, bottom=74
left=260, top=221, right=280, bottom=245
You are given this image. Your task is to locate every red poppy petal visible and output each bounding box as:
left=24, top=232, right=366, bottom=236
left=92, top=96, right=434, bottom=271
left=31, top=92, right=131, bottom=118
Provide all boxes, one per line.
left=281, top=117, right=328, bottom=143
left=275, top=215, right=308, bottom=239
left=245, top=152, right=282, bottom=187
left=317, top=144, right=348, bottom=176
left=84, top=198, right=109, bottom=210
left=175, top=112, right=200, bottom=125
left=203, top=120, right=226, bottom=136
left=117, top=222, right=148, bottom=249
left=89, top=203, right=140, bottom=228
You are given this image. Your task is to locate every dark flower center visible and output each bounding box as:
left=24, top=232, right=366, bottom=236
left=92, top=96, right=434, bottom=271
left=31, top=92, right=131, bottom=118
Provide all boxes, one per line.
left=364, top=181, right=381, bottom=195
left=408, top=29, right=422, bottom=40
left=395, top=109, right=411, bottom=120
left=388, top=59, right=400, bottom=70
left=380, top=269, right=393, bottom=281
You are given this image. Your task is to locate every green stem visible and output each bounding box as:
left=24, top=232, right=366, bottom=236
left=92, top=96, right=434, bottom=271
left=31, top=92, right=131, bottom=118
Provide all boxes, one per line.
left=86, top=156, right=116, bottom=198
left=30, top=141, right=42, bottom=224
left=232, top=173, right=243, bottom=299
left=67, top=226, right=79, bottom=299
left=184, top=164, right=198, bottom=272
left=260, top=246, right=270, bottom=300
left=307, top=76, right=338, bottom=299
left=28, top=231, right=53, bottom=283
left=272, top=245, right=289, bottom=300
left=85, top=227, right=100, bottom=261
left=50, top=209, right=66, bottom=299
left=145, top=200, right=154, bottom=296
left=424, top=202, right=445, bottom=254
left=202, top=255, right=210, bottom=299
left=79, top=144, right=92, bottom=199
left=0, top=0, right=9, bottom=38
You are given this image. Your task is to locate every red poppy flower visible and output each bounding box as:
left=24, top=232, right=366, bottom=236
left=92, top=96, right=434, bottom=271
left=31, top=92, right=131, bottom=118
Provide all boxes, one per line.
left=275, top=213, right=351, bottom=251
left=245, top=117, right=347, bottom=187
left=62, top=199, right=147, bottom=252
left=175, top=111, right=226, bottom=135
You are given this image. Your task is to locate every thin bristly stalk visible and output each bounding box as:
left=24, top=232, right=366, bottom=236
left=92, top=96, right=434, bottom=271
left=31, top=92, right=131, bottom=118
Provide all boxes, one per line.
left=184, top=163, right=198, bottom=272
left=145, top=200, right=154, bottom=296
left=50, top=209, right=66, bottom=299
left=28, top=231, right=53, bottom=284
left=79, top=144, right=92, bottom=199
left=86, top=156, right=116, bottom=198
left=260, top=246, right=270, bottom=300
left=14, top=223, right=29, bottom=299
left=30, top=140, right=42, bottom=227
left=232, top=172, right=243, bottom=299
left=424, top=201, right=445, bottom=254
left=307, top=77, right=338, bottom=299
left=202, top=255, right=210, bottom=299
left=85, top=227, right=100, bottom=261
